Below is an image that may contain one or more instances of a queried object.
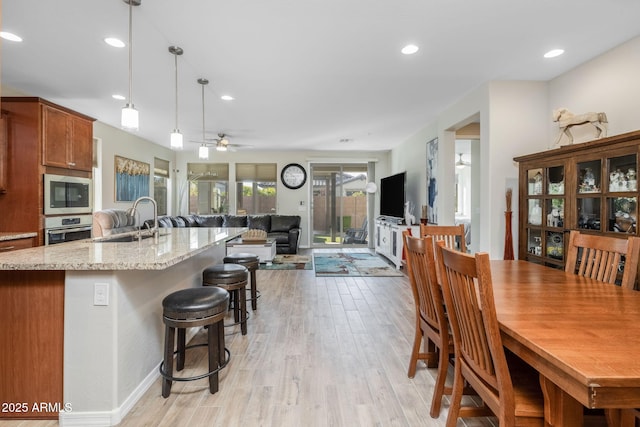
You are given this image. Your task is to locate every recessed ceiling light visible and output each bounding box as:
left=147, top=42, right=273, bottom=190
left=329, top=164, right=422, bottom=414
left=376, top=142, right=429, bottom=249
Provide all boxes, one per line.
left=104, top=37, right=125, bottom=48
left=401, top=44, right=419, bottom=55
left=544, top=49, right=565, bottom=58
left=221, top=95, right=234, bottom=101
left=0, top=31, right=23, bottom=42
left=112, top=94, right=126, bottom=100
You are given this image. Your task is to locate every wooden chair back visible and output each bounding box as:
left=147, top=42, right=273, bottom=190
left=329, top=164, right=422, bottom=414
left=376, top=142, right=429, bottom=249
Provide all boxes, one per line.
left=565, top=230, right=640, bottom=290
left=403, top=231, right=453, bottom=417
left=403, top=231, right=448, bottom=343
left=420, top=223, right=467, bottom=253
left=436, top=242, right=543, bottom=425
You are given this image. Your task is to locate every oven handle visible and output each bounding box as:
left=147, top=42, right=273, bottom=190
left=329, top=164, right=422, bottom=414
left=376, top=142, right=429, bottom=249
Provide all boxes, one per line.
left=47, top=226, right=93, bottom=235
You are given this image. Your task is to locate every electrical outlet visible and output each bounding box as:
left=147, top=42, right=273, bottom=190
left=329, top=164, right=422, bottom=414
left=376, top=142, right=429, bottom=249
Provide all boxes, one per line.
left=94, top=283, right=109, bottom=306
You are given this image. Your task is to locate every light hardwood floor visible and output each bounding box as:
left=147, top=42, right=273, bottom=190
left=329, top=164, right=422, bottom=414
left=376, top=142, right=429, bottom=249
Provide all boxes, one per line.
left=5, top=250, right=496, bottom=427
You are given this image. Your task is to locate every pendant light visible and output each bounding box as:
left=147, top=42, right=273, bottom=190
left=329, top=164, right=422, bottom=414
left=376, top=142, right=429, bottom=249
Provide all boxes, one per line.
left=169, top=46, right=184, bottom=149
left=121, top=0, right=141, bottom=130
left=198, top=78, right=210, bottom=160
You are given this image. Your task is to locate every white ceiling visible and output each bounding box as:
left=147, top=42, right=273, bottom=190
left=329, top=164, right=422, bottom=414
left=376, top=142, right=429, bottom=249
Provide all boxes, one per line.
left=3, top=0, right=640, bottom=153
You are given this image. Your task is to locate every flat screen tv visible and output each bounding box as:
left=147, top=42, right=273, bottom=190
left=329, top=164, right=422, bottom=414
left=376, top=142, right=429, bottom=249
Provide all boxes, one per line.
left=380, top=172, right=406, bottom=219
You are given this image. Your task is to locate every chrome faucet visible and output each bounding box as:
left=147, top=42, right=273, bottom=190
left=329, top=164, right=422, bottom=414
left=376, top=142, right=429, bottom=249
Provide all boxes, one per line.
left=129, top=196, right=158, bottom=242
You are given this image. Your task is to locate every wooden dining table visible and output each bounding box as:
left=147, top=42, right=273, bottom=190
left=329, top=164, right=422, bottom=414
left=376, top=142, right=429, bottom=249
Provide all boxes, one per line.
left=489, top=260, right=640, bottom=426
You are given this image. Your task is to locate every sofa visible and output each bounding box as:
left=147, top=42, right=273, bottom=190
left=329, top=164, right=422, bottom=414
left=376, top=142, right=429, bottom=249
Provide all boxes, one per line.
left=165, top=214, right=301, bottom=254
left=93, top=210, right=302, bottom=254
left=93, top=209, right=138, bottom=237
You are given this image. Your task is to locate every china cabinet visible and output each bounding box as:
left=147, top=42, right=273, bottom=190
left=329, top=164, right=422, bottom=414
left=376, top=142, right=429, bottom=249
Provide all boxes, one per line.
left=514, top=130, right=640, bottom=269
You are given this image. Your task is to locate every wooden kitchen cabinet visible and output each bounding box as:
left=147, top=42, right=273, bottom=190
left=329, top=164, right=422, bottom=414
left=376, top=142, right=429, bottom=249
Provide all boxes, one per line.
left=0, top=236, right=36, bottom=252
left=42, top=104, right=93, bottom=171
left=0, top=97, right=94, bottom=245
left=0, top=113, right=8, bottom=193
left=514, top=130, right=640, bottom=269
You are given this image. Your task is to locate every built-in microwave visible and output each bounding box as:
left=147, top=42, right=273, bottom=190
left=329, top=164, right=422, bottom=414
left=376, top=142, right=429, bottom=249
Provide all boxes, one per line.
left=44, top=174, right=93, bottom=215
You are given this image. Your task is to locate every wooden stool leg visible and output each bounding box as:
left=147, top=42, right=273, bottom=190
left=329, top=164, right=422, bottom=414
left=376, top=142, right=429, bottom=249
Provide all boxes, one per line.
left=233, top=289, right=240, bottom=324
left=217, top=321, right=225, bottom=363
left=250, top=270, right=257, bottom=310
left=162, top=326, right=175, bottom=398
left=208, top=321, right=219, bottom=394
left=176, top=328, right=186, bottom=371
left=240, top=285, right=247, bottom=335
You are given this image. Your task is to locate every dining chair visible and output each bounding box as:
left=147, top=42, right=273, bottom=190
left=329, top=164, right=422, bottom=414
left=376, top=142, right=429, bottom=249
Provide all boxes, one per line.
left=420, top=223, right=467, bottom=253
left=436, top=242, right=544, bottom=426
left=403, top=231, right=453, bottom=417
left=565, top=230, right=640, bottom=289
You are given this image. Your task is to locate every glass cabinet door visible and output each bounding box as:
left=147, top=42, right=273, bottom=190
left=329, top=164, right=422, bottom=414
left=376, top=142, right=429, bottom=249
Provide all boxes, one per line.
left=577, top=160, right=601, bottom=194
left=528, top=168, right=543, bottom=195
left=523, top=164, right=566, bottom=265
left=608, top=154, right=637, bottom=192
left=608, top=197, right=637, bottom=233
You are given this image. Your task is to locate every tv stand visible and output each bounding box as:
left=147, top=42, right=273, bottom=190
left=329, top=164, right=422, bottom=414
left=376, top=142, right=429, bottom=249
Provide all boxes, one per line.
left=375, top=217, right=419, bottom=268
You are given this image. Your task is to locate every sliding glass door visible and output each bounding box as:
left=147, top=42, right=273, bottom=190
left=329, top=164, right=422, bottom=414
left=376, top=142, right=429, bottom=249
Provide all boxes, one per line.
left=311, top=163, right=370, bottom=247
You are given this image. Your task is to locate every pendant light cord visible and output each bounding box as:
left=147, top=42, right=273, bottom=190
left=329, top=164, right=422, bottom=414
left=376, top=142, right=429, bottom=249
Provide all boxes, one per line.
left=174, top=53, right=179, bottom=128
left=128, top=0, right=133, bottom=106
left=201, top=81, right=206, bottom=142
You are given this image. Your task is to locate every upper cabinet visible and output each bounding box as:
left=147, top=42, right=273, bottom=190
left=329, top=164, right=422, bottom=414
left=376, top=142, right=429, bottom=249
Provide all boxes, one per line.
left=515, top=130, right=640, bottom=269
left=42, top=104, right=94, bottom=171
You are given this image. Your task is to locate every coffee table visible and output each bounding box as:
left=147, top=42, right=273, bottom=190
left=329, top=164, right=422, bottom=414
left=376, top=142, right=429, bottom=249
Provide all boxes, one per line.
left=226, top=238, right=276, bottom=262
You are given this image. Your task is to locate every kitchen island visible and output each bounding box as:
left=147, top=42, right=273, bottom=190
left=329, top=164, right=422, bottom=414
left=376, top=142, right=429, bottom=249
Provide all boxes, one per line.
left=0, top=227, right=245, bottom=426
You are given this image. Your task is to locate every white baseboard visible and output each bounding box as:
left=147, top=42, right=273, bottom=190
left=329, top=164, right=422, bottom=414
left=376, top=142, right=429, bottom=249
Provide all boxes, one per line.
left=59, top=328, right=199, bottom=426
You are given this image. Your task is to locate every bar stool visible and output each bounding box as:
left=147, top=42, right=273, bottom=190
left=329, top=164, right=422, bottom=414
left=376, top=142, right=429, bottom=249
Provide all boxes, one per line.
left=202, top=264, right=249, bottom=335
left=159, top=286, right=230, bottom=398
left=224, top=252, right=260, bottom=310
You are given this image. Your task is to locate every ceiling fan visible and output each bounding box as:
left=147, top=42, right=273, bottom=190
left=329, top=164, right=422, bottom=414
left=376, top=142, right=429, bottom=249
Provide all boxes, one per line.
left=455, top=153, right=471, bottom=169
left=209, top=133, right=249, bottom=152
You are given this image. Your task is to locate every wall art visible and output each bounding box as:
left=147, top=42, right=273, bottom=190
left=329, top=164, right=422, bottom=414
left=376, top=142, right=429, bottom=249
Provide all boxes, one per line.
left=426, top=137, right=438, bottom=224
left=115, top=155, right=150, bottom=201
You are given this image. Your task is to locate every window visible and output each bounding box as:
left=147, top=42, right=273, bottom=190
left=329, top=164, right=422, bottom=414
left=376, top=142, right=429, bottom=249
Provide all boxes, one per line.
left=187, top=163, right=229, bottom=214
left=154, top=158, right=169, bottom=216
left=236, top=163, right=277, bottom=215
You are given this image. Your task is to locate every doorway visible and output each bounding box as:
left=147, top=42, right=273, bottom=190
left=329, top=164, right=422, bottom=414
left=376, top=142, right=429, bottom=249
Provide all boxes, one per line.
left=455, top=124, right=480, bottom=253
left=310, top=163, right=371, bottom=247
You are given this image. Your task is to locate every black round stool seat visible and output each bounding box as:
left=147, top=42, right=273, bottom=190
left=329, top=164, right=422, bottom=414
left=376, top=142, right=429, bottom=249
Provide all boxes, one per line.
left=162, top=286, right=228, bottom=320
left=224, top=253, right=260, bottom=311
left=160, top=287, right=231, bottom=398
left=203, top=264, right=249, bottom=335
left=203, top=263, right=248, bottom=284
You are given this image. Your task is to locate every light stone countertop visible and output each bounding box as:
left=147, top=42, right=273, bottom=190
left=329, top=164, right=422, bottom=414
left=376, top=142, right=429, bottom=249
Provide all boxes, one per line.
left=0, top=227, right=246, bottom=271
left=0, top=232, right=38, bottom=241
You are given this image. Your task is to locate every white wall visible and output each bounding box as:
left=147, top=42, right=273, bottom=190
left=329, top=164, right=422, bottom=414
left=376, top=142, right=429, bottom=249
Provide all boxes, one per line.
left=392, top=34, right=640, bottom=259
left=93, top=122, right=176, bottom=222
left=548, top=36, right=640, bottom=144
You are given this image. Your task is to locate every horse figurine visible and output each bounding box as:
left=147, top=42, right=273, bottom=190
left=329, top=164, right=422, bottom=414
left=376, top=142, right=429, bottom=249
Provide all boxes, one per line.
left=553, top=108, right=608, bottom=147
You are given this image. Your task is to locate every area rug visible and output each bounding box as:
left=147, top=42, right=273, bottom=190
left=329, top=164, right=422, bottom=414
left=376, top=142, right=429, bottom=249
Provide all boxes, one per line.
left=313, top=252, right=403, bottom=277
left=259, top=254, right=313, bottom=270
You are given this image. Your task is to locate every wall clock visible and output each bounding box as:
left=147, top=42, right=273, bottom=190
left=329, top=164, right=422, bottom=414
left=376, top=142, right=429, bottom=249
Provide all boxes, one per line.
left=281, top=163, right=307, bottom=189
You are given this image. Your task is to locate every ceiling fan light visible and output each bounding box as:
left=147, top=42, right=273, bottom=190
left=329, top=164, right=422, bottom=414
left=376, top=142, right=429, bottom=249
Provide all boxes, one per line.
left=170, top=130, right=183, bottom=149
left=216, top=143, right=227, bottom=152
left=121, top=104, right=139, bottom=130
left=199, top=145, right=209, bottom=159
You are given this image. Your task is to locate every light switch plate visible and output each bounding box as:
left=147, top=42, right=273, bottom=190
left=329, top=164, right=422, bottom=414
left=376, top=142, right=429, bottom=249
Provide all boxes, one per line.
left=94, top=283, right=109, bottom=306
